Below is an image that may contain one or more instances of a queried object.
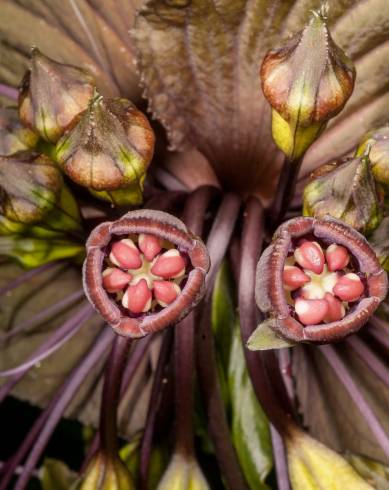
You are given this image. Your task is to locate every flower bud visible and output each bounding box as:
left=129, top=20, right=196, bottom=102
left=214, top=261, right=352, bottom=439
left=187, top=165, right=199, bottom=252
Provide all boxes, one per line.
left=303, top=155, right=383, bottom=235
left=0, top=152, right=62, bottom=224
left=83, top=209, right=209, bottom=338
left=250, top=216, right=387, bottom=345
left=79, top=451, right=134, bottom=490
left=56, top=94, right=155, bottom=194
left=157, top=452, right=210, bottom=490
left=19, top=48, right=94, bottom=143
left=286, top=427, right=373, bottom=490
left=89, top=182, right=145, bottom=207
left=260, top=9, right=355, bottom=160
left=356, top=126, right=389, bottom=191
left=0, top=106, right=38, bottom=155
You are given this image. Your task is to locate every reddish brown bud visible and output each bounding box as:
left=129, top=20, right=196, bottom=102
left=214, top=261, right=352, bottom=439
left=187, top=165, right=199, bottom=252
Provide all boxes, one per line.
left=83, top=210, right=209, bottom=338
left=294, top=241, right=324, bottom=274
left=325, top=244, right=350, bottom=271
left=102, top=268, right=132, bottom=293
left=255, top=216, right=387, bottom=343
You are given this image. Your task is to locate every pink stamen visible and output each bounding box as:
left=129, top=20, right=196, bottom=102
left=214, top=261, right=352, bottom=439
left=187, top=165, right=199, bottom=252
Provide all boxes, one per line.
left=153, top=280, right=180, bottom=306
left=283, top=265, right=310, bottom=290
left=323, top=292, right=345, bottom=322
left=326, top=244, right=350, bottom=271
left=333, top=273, right=364, bottom=302
left=110, top=239, right=142, bottom=269
left=138, top=234, right=162, bottom=261
left=295, top=298, right=328, bottom=325
left=102, top=268, right=132, bottom=292
left=122, top=278, right=152, bottom=314
left=151, top=250, right=186, bottom=279
left=294, top=241, right=324, bottom=274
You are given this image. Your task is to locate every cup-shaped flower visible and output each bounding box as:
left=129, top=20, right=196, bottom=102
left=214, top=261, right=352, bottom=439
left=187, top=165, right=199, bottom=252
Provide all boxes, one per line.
left=0, top=106, right=38, bottom=155
left=260, top=9, right=355, bottom=160
left=78, top=451, right=134, bottom=490
left=56, top=94, right=155, bottom=198
left=303, top=155, right=383, bottom=235
left=253, top=216, right=387, bottom=345
left=0, top=151, right=62, bottom=224
left=356, top=126, right=389, bottom=192
left=286, top=427, right=373, bottom=490
left=83, top=210, right=209, bottom=337
left=157, top=452, right=210, bottom=490
left=19, top=48, right=94, bottom=143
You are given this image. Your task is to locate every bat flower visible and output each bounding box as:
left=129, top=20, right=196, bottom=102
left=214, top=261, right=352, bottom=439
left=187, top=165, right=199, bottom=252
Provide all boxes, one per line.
left=255, top=216, right=387, bottom=344
left=83, top=209, right=209, bottom=337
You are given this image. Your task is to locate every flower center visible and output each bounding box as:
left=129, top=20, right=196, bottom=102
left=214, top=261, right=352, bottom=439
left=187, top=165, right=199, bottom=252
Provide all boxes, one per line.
left=283, top=241, right=366, bottom=325
left=102, top=233, right=186, bottom=315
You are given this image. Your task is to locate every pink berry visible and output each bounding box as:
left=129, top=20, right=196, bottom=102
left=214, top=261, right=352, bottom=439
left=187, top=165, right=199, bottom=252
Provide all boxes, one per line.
left=122, top=278, right=152, bottom=314
left=153, top=281, right=181, bottom=306
left=102, top=268, right=132, bottom=292
left=283, top=265, right=310, bottom=290
left=294, top=241, right=324, bottom=274
left=333, top=273, right=364, bottom=302
left=323, top=293, right=345, bottom=322
left=110, top=239, right=142, bottom=270
left=295, top=298, right=328, bottom=325
left=151, top=250, right=186, bottom=279
left=326, top=244, right=350, bottom=271
left=138, top=234, right=162, bottom=262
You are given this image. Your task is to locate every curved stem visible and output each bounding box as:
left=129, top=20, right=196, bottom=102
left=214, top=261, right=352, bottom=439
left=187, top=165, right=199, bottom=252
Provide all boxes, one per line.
left=270, top=426, right=291, bottom=490
left=139, top=331, right=173, bottom=489
left=238, top=196, right=295, bottom=437
left=197, top=193, right=248, bottom=490
left=0, top=261, right=59, bottom=297
left=346, top=336, right=389, bottom=387
left=0, top=83, right=18, bottom=100
left=1, top=328, right=114, bottom=490
left=99, top=335, right=132, bottom=457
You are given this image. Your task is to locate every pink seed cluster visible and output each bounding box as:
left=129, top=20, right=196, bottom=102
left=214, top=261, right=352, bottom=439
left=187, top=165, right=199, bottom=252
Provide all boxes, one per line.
left=283, top=241, right=365, bottom=325
left=102, top=234, right=186, bottom=315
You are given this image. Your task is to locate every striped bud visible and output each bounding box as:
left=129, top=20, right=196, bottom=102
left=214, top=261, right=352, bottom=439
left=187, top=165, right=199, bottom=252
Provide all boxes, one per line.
left=151, top=249, right=186, bottom=279
left=109, top=239, right=142, bottom=270
left=122, top=278, right=152, bottom=314
left=333, top=273, right=364, bottom=302
left=102, top=268, right=132, bottom=292
left=138, top=233, right=162, bottom=261
left=295, top=298, right=328, bottom=325
left=323, top=293, right=345, bottom=323
left=325, top=244, right=350, bottom=271
left=283, top=265, right=310, bottom=290
left=294, top=241, right=324, bottom=274
left=153, top=281, right=181, bottom=307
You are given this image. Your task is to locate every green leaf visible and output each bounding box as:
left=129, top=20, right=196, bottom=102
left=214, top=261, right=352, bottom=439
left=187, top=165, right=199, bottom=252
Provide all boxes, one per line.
left=41, top=458, right=78, bottom=490
left=229, top=325, right=272, bottom=489
left=346, top=453, right=389, bottom=490
left=247, top=319, right=295, bottom=351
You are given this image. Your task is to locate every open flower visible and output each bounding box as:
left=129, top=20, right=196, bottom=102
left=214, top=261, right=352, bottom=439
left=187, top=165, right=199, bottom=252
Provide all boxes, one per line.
left=83, top=209, right=209, bottom=337
left=255, top=216, right=387, bottom=343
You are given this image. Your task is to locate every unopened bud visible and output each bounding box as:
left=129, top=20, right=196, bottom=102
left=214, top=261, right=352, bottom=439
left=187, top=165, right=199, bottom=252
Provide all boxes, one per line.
left=109, top=239, right=142, bottom=269
left=102, top=268, right=132, bottom=293
left=303, top=155, right=383, bottom=235
left=333, top=273, right=364, bottom=302
left=323, top=292, right=345, bottom=323
left=139, top=234, right=162, bottom=261
left=260, top=9, right=355, bottom=160
left=0, top=152, right=62, bottom=224
left=151, top=249, right=186, bottom=279
left=79, top=451, right=134, bottom=490
left=295, top=297, right=328, bottom=325
left=325, top=244, right=350, bottom=271
left=19, top=48, right=94, bottom=143
left=122, top=279, right=152, bottom=314
left=157, top=452, right=210, bottom=490
left=356, top=126, right=389, bottom=191
left=294, top=241, right=324, bottom=274
left=0, top=106, right=38, bottom=155
left=56, top=94, right=155, bottom=193
left=153, top=281, right=181, bottom=307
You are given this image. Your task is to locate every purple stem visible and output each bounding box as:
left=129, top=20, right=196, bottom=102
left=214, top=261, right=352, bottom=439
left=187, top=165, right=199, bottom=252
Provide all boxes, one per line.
left=1, top=328, right=114, bottom=490
left=0, top=289, right=85, bottom=343
left=0, top=83, right=18, bottom=101
left=81, top=335, right=154, bottom=473
left=368, top=317, right=389, bottom=350
left=197, top=193, right=248, bottom=490
left=0, top=262, right=59, bottom=297
left=346, top=336, right=389, bottom=386
left=270, top=426, right=291, bottom=490
left=278, top=349, right=295, bottom=403
left=99, top=335, right=132, bottom=457
left=0, top=303, right=94, bottom=404
left=139, top=331, right=172, bottom=489
left=319, top=344, right=389, bottom=459
left=0, top=304, right=94, bottom=377
left=153, top=167, right=189, bottom=192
